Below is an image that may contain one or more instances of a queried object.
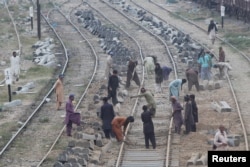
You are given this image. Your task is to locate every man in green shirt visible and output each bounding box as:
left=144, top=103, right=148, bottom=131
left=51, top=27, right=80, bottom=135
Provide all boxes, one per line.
left=130, top=87, right=156, bottom=116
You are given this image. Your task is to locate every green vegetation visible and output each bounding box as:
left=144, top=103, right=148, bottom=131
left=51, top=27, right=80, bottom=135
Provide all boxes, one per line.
left=0, top=122, right=18, bottom=147
left=224, top=33, right=250, bottom=50
left=22, top=66, right=54, bottom=79
left=0, top=113, right=5, bottom=119
left=21, top=37, right=37, bottom=46
left=53, top=138, right=69, bottom=150
left=0, top=91, right=8, bottom=104
left=41, top=156, right=55, bottom=166
left=39, top=117, right=50, bottom=123
left=247, top=71, right=250, bottom=78
left=0, top=17, right=11, bottom=22
left=170, top=12, right=182, bottom=20
left=23, top=54, right=34, bottom=61
left=8, top=5, right=19, bottom=13
left=44, top=2, right=54, bottom=8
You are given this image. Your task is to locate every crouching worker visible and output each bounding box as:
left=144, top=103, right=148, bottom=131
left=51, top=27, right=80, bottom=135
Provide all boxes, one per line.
left=65, top=94, right=81, bottom=136
left=111, top=116, right=134, bottom=142
left=130, top=87, right=156, bottom=116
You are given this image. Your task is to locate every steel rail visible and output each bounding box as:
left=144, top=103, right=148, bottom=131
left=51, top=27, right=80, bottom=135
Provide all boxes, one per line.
left=149, top=0, right=249, bottom=151
left=36, top=2, right=99, bottom=166
left=85, top=2, right=146, bottom=166
left=133, top=0, right=250, bottom=156
left=96, top=1, right=179, bottom=166
left=127, top=1, right=221, bottom=166
left=130, top=0, right=219, bottom=61
left=0, top=2, right=70, bottom=157
left=150, top=0, right=250, bottom=62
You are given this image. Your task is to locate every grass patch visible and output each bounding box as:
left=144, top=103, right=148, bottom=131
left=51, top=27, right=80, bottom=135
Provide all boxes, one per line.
left=171, top=12, right=182, bottom=20
left=14, top=93, right=27, bottom=100
left=247, top=71, right=250, bottom=78
left=0, top=122, right=18, bottom=147
left=0, top=91, right=8, bottom=104
left=43, top=2, right=54, bottom=9
left=21, top=36, right=38, bottom=46
left=22, top=66, right=53, bottom=79
left=23, top=54, right=34, bottom=61
left=8, top=5, right=19, bottom=13
left=53, top=138, right=68, bottom=150
left=39, top=117, right=50, bottom=123
left=0, top=113, right=5, bottom=120
left=41, top=156, right=55, bottom=166
left=0, top=17, right=11, bottom=22
left=224, top=33, right=250, bottom=50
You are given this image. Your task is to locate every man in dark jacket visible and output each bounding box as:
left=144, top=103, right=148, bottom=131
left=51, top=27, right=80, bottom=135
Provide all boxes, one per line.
left=126, top=59, right=140, bottom=88
left=185, top=68, right=199, bottom=92
left=141, top=105, right=156, bottom=149
left=184, top=95, right=194, bottom=134
left=190, top=94, right=198, bottom=132
left=155, top=63, right=163, bottom=93
left=100, top=97, right=115, bottom=139
left=108, top=70, right=119, bottom=106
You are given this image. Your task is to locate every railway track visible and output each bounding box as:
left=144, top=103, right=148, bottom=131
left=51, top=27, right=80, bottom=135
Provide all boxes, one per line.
left=85, top=0, right=179, bottom=166
left=143, top=0, right=250, bottom=149
left=36, top=0, right=181, bottom=165
left=40, top=0, right=249, bottom=166
left=0, top=0, right=249, bottom=166
left=111, top=0, right=249, bottom=165
left=0, top=0, right=98, bottom=166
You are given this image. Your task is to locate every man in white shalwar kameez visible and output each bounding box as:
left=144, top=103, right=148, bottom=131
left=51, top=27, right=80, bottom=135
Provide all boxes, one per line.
left=143, top=56, right=155, bottom=78
left=213, top=62, right=232, bottom=79
left=213, top=125, right=228, bottom=150
left=10, top=51, right=20, bottom=83
left=104, top=55, right=113, bottom=80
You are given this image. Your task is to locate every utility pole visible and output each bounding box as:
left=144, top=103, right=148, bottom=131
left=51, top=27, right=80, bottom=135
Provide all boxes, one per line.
left=29, top=6, right=33, bottom=30
left=221, top=3, right=225, bottom=29
left=37, top=0, right=41, bottom=39
left=4, top=69, right=12, bottom=102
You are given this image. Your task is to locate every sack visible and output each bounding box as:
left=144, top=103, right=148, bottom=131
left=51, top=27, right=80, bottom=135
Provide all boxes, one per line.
left=213, top=144, right=217, bottom=150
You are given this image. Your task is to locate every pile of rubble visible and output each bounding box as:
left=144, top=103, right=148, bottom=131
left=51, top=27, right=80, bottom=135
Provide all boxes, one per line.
left=32, top=38, right=57, bottom=67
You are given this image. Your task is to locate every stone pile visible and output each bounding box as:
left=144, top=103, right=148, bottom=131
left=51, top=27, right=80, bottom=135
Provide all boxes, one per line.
left=75, top=9, right=136, bottom=74
left=12, top=82, right=36, bottom=95
left=32, top=38, right=56, bottom=67
left=53, top=70, right=128, bottom=166
left=117, top=2, right=203, bottom=70
left=2, top=99, right=22, bottom=111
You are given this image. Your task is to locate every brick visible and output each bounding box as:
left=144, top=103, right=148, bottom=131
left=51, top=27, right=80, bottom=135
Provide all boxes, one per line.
left=3, top=99, right=22, bottom=110
left=76, top=141, right=95, bottom=150
left=196, top=153, right=208, bottom=165
left=214, top=81, right=223, bottom=89
left=95, top=139, right=104, bottom=147
left=90, top=150, right=101, bottom=164
left=199, top=80, right=208, bottom=91
left=53, top=161, right=63, bottom=167
left=101, top=140, right=113, bottom=153
left=186, top=153, right=201, bottom=166
left=227, top=138, right=240, bottom=147
left=57, top=153, right=68, bottom=163
left=211, top=101, right=231, bottom=112
left=206, top=80, right=214, bottom=90
left=227, top=134, right=241, bottom=141
left=207, top=138, right=214, bottom=145
left=77, top=158, right=88, bottom=166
